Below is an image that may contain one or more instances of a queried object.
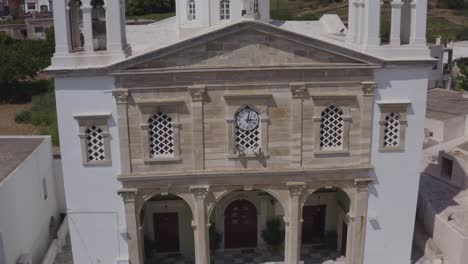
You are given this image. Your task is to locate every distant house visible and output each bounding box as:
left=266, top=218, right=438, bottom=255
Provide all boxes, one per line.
left=0, top=136, right=65, bottom=264
left=24, top=0, right=52, bottom=14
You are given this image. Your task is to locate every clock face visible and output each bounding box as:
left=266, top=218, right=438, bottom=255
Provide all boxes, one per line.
left=236, top=108, right=259, bottom=131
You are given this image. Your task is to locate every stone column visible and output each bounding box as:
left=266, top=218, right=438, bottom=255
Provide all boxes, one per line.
left=285, top=183, right=306, bottom=264
left=355, top=0, right=364, bottom=44
left=80, top=0, right=94, bottom=52
left=289, top=83, right=306, bottom=167
left=113, top=89, right=132, bottom=174
left=359, top=82, right=376, bottom=164
left=118, top=188, right=142, bottom=264
left=352, top=179, right=371, bottom=264
left=409, top=0, right=427, bottom=46
left=188, top=85, right=206, bottom=170
left=346, top=0, right=355, bottom=43
left=390, top=0, right=403, bottom=46
left=190, top=186, right=210, bottom=264
left=53, top=0, right=71, bottom=54
left=362, top=0, right=381, bottom=47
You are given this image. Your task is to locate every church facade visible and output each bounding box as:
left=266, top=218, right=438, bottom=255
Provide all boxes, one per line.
left=47, top=0, right=433, bottom=264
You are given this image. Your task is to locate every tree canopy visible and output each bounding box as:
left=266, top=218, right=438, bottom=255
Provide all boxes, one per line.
left=126, top=0, right=175, bottom=16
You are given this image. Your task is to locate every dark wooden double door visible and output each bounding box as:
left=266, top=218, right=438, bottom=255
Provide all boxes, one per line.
left=224, top=200, right=258, bottom=248
left=153, top=212, right=180, bottom=252
left=301, top=205, right=326, bottom=244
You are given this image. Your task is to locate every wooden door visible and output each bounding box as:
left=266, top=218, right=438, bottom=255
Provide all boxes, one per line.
left=154, top=212, right=180, bottom=252
left=301, top=205, right=326, bottom=244
left=224, top=200, right=258, bottom=248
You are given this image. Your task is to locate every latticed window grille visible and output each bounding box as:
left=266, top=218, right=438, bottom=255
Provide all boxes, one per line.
left=148, top=112, right=175, bottom=158
left=383, top=112, right=400, bottom=148
left=220, top=0, right=230, bottom=20
left=320, top=105, right=344, bottom=150
left=235, top=108, right=260, bottom=153
left=86, top=125, right=105, bottom=161
left=253, top=0, right=259, bottom=14
left=188, top=0, right=196, bottom=20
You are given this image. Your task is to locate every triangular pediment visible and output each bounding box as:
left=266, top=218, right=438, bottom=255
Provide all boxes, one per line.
left=115, top=21, right=380, bottom=71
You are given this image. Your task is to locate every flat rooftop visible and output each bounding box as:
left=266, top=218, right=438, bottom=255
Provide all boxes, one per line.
left=426, top=88, right=468, bottom=121
left=0, top=137, right=44, bottom=184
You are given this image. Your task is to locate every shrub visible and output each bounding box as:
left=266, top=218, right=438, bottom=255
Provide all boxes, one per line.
left=447, top=0, right=464, bottom=9
left=15, top=110, right=32, bottom=124
left=261, top=218, right=285, bottom=250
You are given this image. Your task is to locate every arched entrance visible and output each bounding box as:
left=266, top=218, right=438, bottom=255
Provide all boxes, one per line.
left=224, top=199, right=258, bottom=248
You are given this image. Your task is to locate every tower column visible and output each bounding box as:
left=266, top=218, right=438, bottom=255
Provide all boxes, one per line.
left=106, top=0, right=129, bottom=54
left=390, top=0, right=403, bottom=46
left=80, top=0, right=94, bottom=52
left=355, top=0, right=364, bottom=44
left=190, top=186, right=210, bottom=264
left=362, top=0, right=381, bottom=47
left=410, top=0, right=427, bottom=46
left=52, top=0, right=70, bottom=54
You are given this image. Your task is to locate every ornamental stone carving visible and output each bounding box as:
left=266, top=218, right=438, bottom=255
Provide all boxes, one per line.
left=286, top=182, right=306, bottom=197
left=289, top=82, right=307, bottom=98
left=361, top=81, right=376, bottom=96
left=118, top=188, right=137, bottom=203
left=112, top=89, right=129, bottom=104
left=354, top=179, right=372, bottom=192
left=188, top=85, right=206, bottom=102
left=190, top=185, right=209, bottom=199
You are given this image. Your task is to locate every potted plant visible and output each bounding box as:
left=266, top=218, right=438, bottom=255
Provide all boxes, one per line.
left=261, top=217, right=285, bottom=253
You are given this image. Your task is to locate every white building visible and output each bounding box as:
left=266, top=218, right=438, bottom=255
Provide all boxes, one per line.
left=24, top=0, right=51, bottom=13
left=0, top=136, right=63, bottom=264
left=46, top=0, right=433, bottom=264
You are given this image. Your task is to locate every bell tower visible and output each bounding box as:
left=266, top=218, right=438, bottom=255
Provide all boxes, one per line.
left=51, top=0, right=131, bottom=68
left=346, top=0, right=428, bottom=57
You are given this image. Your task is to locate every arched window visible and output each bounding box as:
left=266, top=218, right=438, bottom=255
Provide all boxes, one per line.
left=188, top=0, right=196, bottom=21
left=220, top=0, right=230, bottom=20
left=148, top=112, right=175, bottom=158
left=91, top=0, right=106, bottom=51
left=235, top=106, right=260, bottom=153
left=383, top=112, right=400, bottom=148
left=86, top=125, right=105, bottom=161
left=320, top=105, right=344, bottom=150
left=68, top=0, right=84, bottom=51
left=253, top=0, right=259, bottom=14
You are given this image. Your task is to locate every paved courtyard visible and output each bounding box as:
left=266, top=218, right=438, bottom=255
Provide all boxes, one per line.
left=149, top=246, right=343, bottom=264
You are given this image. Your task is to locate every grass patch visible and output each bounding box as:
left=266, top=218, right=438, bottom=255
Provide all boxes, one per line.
left=14, top=81, right=59, bottom=146
left=0, top=80, right=51, bottom=104
left=127, top=12, right=175, bottom=21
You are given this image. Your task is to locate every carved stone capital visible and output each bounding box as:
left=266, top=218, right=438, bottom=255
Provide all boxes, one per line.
left=289, top=82, right=307, bottom=98
left=188, top=85, right=206, bottom=102
left=361, top=81, right=376, bottom=96
left=112, top=89, right=129, bottom=104
left=354, top=178, right=372, bottom=192
left=286, top=182, right=306, bottom=197
left=118, top=188, right=138, bottom=203
left=190, top=185, right=209, bottom=199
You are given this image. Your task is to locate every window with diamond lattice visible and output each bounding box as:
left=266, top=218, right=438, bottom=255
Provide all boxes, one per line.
left=86, top=125, right=105, bottom=161
left=320, top=105, right=344, bottom=150
left=148, top=112, right=175, bottom=158
left=235, top=108, right=260, bottom=153
left=383, top=112, right=400, bottom=148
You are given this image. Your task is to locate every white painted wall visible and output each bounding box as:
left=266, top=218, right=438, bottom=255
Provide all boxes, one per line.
left=364, top=66, right=430, bottom=264
left=0, top=136, right=60, bottom=264
left=425, top=118, right=445, bottom=143
left=54, top=77, right=128, bottom=264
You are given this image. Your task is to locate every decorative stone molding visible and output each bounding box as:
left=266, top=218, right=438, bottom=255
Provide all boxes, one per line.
left=289, top=82, right=307, bottom=98
left=190, top=185, right=210, bottom=199
left=286, top=182, right=306, bottom=197
left=361, top=81, right=376, bottom=96
left=112, top=89, right=129, bottom=104
left=73, top=112, right=112, bottom=166
left=354, top=178, right=372, bottom=192
left=188, top=85, right=206, bottom=101
left=118, top=188, right=138, bottom=203
left=377, top=101, right=410, bottom=152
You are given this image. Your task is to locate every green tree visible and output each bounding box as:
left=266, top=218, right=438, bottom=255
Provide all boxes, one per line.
left=456, top=61, right=468, bottom=91
left=447, top=0, right=464, bottom=9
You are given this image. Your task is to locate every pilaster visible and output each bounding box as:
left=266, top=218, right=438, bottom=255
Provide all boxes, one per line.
left=190, top=186, right=210, bottom=264
left=113, top=89, right=132, bottom=174
left=351, top=179, right=371, bottom=264
left=285, top=182, right=306, bottom=264
left=188, top=85, right=206, bottom=170
left=289, top=83, right=306, bottom=167
left=118, top=188, right=142, bottom=264
left=360, top=82, right=376, bottom=164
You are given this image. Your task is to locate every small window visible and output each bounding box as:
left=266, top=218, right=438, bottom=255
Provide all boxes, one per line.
left=27, top=3, right=36, bottom=10
left=148, top=112, right=175, bottom=158
left=220, top=0, right=230, bottom=20
left=187, top=0, right=196, bottom=21
left=253, top=0, right=259, bottom=14
left=383, top=112, right=401, bottom=149
left=86, top=125, right=105, bottom=161
left=320, top=105, right=344, bottom=151
left=42, top=178, right=48, bottom=200
left=441, top=157, right=453, bottom=178
left=34, top=27, right=44, bottom=33
left=234, top=106, right=261, bottom=153
left=74, top=113, right=112, bottom=166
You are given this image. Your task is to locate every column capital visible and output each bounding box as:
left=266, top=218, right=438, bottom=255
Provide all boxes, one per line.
left=190, top=185, right=210, bottom=199
left=112, top=89, right=129, bottom=104
left=286, top=182, right=306, bottom=197
left=289, top=82, right=307, bottom=98
left=354, top=178, right=373, bottom=192
left=188, top=85, right=206, bottom=102
left=118, top=188, right=138, bottom=203
left=361, top=81, right=376, bottom=96
left=390, top=0, right=404, bottom=7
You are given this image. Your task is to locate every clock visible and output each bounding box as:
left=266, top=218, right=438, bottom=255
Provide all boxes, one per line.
left=236, top=108, right=259, bottom=131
